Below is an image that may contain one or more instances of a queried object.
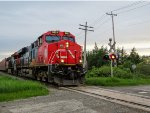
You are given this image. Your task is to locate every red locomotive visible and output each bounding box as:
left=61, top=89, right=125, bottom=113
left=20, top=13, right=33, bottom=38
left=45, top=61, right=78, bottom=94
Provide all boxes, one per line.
left=0, top=31, right=85, bottom=85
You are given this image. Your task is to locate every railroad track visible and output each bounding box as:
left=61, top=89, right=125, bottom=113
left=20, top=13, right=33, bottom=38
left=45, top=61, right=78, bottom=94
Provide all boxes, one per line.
left=60, top=86, right=150, bottom=112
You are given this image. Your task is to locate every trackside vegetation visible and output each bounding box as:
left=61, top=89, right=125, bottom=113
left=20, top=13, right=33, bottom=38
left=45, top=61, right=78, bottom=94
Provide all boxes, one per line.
left=0, top=73, right=49, bottom=102
left=85, top=44, right=150, bottom=86
left=85, top=77, right=150, bottom=86
left=85, top=66, right=150, bottom=86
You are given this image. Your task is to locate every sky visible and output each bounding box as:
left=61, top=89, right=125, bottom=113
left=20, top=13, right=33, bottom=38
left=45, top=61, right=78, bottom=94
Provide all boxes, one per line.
left=0, top=1, right=150, bottom=61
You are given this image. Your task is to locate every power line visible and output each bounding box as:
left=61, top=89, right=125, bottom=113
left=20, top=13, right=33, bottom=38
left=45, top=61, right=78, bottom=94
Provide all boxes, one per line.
left=94, top=2, right=149, bottom=37
left=90, top=1, right=147, bottom=29
left=85, top=17, right=111, bottom=40
left=94, top=17, right=110, bottom=30
left=112, top=1, right=145, bottom=12
left=90, top=14, right=107, bottom=26
left=117, top=2, right=150, bottom=14
left=91, top=2, right=141, bottom=27
left=89, top=2, right=145, bottom=35
left=90, top=1, right=144, bottom=30
left=77, top=1, right=150, bottom=43
left=88, top=27, right=112, bottom=40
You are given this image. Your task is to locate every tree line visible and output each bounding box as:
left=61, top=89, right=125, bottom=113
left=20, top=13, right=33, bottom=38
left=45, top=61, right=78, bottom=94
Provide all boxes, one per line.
left=86, top=43, right=149, bottom=70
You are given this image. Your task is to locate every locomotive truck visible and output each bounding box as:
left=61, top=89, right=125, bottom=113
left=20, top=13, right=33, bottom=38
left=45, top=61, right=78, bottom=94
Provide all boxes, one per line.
left=0, top=31, right=85, bottom=85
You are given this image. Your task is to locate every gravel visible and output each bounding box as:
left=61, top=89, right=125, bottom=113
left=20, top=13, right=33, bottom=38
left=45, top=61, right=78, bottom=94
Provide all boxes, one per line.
left=0, top=87, right=149, bottom=113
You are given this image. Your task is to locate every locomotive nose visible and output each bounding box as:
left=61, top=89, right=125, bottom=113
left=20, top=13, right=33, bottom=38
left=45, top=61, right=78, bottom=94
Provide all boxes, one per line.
left=57, top=41, right=76, bottom=64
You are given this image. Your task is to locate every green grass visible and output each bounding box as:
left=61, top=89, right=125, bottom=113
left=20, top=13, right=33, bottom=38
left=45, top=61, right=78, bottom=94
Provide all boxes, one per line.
left=85, top=77, right=150, bottom=86
left=0, top=73, right=49, bottom=102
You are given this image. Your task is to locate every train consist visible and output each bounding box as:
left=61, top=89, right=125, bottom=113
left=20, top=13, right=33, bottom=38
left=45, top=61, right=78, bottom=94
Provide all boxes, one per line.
left=0, top=31, right=85, bottom=85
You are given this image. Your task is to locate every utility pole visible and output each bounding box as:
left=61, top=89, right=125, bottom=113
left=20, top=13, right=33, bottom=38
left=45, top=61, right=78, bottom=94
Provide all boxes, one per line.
left=106, top=11, right=117, bottom=53
left=108, top=38, right=113, bottom=77
left=79, top=22, right=94, bottom=69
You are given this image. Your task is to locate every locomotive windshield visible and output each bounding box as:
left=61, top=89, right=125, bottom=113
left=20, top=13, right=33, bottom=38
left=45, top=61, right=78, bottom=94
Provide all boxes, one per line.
left=46, top=36, right=60, bottom=43
left=63, top=36, right=75, bottom=42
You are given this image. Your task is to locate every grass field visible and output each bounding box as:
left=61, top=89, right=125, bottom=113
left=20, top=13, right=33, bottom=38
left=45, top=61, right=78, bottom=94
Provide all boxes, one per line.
left=85, top=77, right=150, bottom=86
left=0, top=73, right=49, bottom=102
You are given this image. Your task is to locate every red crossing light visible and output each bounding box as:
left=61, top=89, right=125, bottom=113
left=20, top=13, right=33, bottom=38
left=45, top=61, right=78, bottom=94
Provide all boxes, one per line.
left=109, top=53, right=116, bottom=60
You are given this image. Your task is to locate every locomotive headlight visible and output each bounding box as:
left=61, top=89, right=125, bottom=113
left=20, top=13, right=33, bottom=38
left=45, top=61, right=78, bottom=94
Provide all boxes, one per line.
left=66, top=42, right=69, bottom=48
left=79, top=60, right=82, bottom=63
left=60, top=59, right=64, bottom=63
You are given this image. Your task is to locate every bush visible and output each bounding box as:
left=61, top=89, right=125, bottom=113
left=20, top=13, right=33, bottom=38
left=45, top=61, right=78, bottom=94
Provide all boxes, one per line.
left=86, top=66, right=111, bottom=78
left=113, top=67, right=133, bottom=79
left=86, top=66, right=133, bottom=79
left=123, top=60, right=132, bottom=68
left=136, top=63, right=150, bottom=76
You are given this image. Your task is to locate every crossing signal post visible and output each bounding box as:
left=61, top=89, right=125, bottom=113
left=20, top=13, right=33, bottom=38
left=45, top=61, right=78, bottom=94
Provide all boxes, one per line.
left=103, top=53, right=117, bottom=77
left=109, top=53, right=116, bottom=77
left=107, top=37, right=117, bottom=77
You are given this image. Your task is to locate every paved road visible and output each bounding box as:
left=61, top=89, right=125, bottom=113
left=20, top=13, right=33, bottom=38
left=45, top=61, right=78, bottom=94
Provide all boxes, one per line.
left=0, top=87, right=149, bottom=113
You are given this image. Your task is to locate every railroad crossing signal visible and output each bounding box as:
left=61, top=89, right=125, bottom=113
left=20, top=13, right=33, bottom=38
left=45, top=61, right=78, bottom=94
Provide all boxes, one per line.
left=103, top=53, right=117, bottom=78
left=103, top=53, right=117, bottom=61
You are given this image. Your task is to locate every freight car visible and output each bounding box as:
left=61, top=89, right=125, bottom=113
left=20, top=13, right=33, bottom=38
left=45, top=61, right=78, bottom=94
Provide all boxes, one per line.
left=0, top=31, right=85, bottom=85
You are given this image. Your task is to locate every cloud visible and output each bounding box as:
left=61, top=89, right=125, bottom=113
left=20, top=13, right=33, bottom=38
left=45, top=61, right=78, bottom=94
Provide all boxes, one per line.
left=0, top=51, right=15, bottom=61
left=0, top=1, right=150, bottom=61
